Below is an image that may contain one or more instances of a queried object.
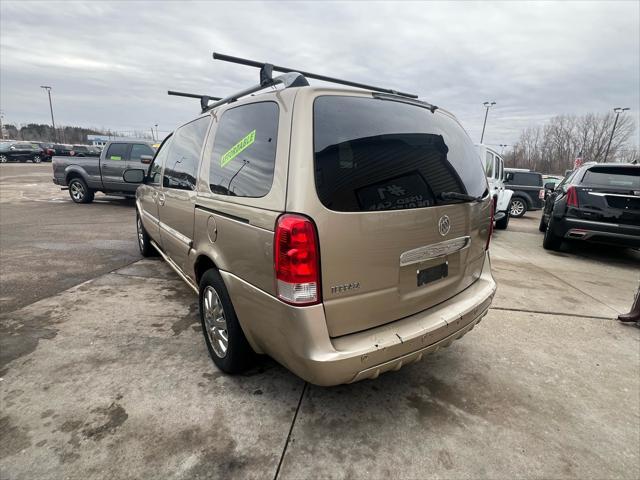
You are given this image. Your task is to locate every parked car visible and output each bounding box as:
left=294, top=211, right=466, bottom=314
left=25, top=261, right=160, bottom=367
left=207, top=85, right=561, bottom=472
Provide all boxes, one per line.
left=70, top=145, right=101, bottom=157
left=476, top=144, right=513, bottom=229
left=125, top=67, right=496, bottom=386
left=542, top=174, right=564, bottom=198
left=52, top=144, right=74, bottom=156
left=540, top=162, right=640, bottom=250
left=52, top=140, right=156, bottom=203
left=503, top=168, right=545, bottom=217
left=0, top=141, right=45, bottom=163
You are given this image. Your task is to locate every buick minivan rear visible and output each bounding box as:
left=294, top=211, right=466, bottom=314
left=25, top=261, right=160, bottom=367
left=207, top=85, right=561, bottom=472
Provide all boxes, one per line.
left=227, top=89, right=496, bottom=386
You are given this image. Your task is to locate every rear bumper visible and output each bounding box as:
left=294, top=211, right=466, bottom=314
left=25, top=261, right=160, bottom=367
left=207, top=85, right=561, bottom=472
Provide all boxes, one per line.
left=52, top=177, right=65, bottom=186
left=223, top=251, right=496, bottom=386
left=555, top=217, right=640, bottom=248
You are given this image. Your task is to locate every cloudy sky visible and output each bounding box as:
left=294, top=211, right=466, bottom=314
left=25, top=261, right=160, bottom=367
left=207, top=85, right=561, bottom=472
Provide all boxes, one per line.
left=1, top=1, right=638, bottom=147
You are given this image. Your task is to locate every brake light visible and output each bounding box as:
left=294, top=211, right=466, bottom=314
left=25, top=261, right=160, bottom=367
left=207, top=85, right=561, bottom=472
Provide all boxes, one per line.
left=566, top=186, right=579, bottom=207
left=538, top=189, right=545, bottom=199
left=486, top=200, right=494, bottom=251
left=274, top=214, right=320, bottom=305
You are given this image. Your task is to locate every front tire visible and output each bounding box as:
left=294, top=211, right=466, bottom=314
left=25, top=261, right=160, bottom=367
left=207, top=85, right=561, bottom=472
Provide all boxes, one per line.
left=136, top=212, right=157, bottom=257
left=32, top=155, right=42, bottom=163
left=510, top=197, right=528, bottom=218
left=199, top=269, right=254, bottom=374
left=495, top=210, right=510, bottom=230
left=0, top=155, right=7, bottom=163
left=543, top=215, right=563, bottom=250
left=68, top=177, right=94, bottom=204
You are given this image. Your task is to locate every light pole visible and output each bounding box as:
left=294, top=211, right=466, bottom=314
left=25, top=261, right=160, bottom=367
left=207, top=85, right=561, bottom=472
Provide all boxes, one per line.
left=603, top=107, right=630, bottom=163
left=0, top=110, right=4, bottom=140
left=40, top=86, right=57, bottom=142
left=499, top=144, right=509, bottom=154
left=155, top=124, right=159, bottom=141
left=480, top=101, right=496, bottom=144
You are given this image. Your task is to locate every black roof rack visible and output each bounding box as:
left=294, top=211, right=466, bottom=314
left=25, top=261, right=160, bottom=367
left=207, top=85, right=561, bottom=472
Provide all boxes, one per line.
left=168, top=90, right=222, bottom=112
left=212, top=52, right=418, bottom=99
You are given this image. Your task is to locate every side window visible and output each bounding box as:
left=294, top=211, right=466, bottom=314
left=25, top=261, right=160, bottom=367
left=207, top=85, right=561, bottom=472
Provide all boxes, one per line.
left=130, top=144, right=155, bottom=162
left=485, top=152, right=494, bottom=178
left=106, top=143, right=128, bottom=161
left=209, top=102, right=279, bottom=197
left=497, top=157, right=503, bottom=180
left=149, top=136, right=173, bottom=186
left=163, top=117, right=210, bottom=191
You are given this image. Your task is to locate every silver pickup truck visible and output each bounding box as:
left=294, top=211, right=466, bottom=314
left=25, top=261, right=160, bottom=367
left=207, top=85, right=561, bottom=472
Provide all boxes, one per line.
left=52, top=140, right=156, bottom=203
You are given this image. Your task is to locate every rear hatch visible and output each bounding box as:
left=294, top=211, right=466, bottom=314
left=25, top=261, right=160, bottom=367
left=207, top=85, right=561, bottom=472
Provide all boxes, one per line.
left=573, top=166, right=640, bottom=225
left=312, top=95, right=491, bottom=337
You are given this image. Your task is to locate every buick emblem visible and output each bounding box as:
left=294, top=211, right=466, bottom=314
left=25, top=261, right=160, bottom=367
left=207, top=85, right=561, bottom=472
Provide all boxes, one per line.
left=438, top=215, right=451, bottom=236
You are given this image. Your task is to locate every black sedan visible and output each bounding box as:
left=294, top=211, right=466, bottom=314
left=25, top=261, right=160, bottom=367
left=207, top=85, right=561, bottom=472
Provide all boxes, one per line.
left=540, top=163, right=640, bottom=250
left=0, top=142, right=45, bottom=163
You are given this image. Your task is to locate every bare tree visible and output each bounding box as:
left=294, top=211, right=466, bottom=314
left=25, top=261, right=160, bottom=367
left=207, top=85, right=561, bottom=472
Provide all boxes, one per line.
left=505, top=112, right=636, bottom=173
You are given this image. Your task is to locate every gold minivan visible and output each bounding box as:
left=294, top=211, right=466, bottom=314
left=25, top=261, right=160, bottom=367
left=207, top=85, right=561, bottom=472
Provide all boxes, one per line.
left=126, top=59, right=496, bottom=386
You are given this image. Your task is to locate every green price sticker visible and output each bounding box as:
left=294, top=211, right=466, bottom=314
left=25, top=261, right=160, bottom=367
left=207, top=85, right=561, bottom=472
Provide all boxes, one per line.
left=221, top=130, right=256, bottom=167
left=110, top=156, right=122, bottom=161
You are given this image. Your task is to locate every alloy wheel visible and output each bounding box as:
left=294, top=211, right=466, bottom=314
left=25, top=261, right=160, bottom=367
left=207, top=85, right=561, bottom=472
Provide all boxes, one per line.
left=33, top=155, right=41, bottom=163
left=0, top=155, right=7, bottom=163
left=203, top=286, right=228, bottom=358
left=69, top=181, right=85, bottom=201
left=137, top=216, right=145, bottom=250
left=510, top=199, right=525, bottom=217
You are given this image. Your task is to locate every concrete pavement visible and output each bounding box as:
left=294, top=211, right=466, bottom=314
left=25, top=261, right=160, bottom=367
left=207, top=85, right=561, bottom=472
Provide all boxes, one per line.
left=1, top=164, right=639, bottom=479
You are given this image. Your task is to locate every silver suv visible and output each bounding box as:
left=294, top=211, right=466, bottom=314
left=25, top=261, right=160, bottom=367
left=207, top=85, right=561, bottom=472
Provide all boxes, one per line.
left=126, top=54, right=497, bottom=386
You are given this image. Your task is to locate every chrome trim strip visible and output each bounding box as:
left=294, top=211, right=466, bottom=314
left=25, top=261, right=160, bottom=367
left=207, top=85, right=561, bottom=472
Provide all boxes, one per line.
left=142, top=209, right=159, bottom=225
left=588, top=192, right=639, bottom=199
left=399, top=236, right=470, bottom=267
left=565, top=218, right=621, bottom=228
left=150, top=240, right=198, bottom=294
left=159, top=221, right=192, bottom=247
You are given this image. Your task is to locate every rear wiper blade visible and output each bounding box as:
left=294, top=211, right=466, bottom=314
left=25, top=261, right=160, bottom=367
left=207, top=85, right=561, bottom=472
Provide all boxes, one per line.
left=439, top=191, right=484, bottom=202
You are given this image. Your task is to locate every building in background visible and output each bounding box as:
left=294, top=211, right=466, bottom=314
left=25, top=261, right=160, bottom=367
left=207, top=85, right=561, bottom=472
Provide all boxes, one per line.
left=87, top=134, right=151, bottom=147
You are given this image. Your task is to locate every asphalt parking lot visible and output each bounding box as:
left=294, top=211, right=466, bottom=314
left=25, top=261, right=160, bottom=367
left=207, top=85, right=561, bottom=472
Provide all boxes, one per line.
left=1, top=163, right=639, bottom=479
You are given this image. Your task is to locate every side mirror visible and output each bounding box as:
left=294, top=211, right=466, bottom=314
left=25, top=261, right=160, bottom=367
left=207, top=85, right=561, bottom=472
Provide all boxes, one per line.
left=140, top=154, right=153, bottom=165
left=544, top=182, right=555, bottom=190
left=123, top=168, right=146, bottom=184
left=505, top=172, right=514, bottom=182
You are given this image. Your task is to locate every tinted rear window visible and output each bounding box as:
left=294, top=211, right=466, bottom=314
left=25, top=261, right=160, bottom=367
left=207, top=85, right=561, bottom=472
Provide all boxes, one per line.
left=506, top=172, right=542, bottom=187
left=313, top=96, right=486, bottom=212
left=581, top=167, right=639, bottom=189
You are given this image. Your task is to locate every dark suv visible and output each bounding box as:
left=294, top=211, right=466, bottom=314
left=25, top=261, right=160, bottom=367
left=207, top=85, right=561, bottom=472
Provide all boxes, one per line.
left=504, top=169, right=544, bottom=217
left=540, top=163, right=640, bottom=250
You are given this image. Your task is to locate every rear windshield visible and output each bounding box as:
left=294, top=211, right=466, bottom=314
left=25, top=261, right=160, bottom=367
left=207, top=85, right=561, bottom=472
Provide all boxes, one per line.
left=313, top=96, right=487, bottom=212
left=506, top=171, right=542, bottom=187
left=581, top=167, right=639, bottom=189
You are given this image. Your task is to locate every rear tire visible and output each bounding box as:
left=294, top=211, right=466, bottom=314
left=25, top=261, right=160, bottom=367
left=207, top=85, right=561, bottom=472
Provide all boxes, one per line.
left=68, top=177, right=94, bottom=204
left=32, top=155, right=42, bottom=163
left=495, top=210, right=510, bottom=230
left=199, top=269, right=254, bottom=374
left=510, top=197, right=528, bottom=218
left=136, top=212, right=157, bottom=257
left=543, top=215, right=563, bottom=251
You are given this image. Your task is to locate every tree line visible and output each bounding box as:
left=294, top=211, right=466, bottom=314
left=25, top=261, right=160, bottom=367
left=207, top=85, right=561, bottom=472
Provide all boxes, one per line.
left=1, top=123, right=152, bottom=145
left=503, top=112, right=638, bottom=174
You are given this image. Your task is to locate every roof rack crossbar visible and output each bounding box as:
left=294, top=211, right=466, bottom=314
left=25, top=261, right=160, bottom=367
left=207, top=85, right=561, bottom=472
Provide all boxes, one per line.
left=168, top=90, right=223, bottom=113
left=202, top=72, right=309, bottom=112
left=212, top=52, right=418, bottom=99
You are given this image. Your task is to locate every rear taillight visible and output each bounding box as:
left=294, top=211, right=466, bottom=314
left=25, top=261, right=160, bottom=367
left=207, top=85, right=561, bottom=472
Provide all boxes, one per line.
left=274, top=214, right=320, bottom=305
left=566, top=186, right=579, bottom=207
left=539, top=189, right=545, bottom=199
left=486, top=200, right=495, bottom=251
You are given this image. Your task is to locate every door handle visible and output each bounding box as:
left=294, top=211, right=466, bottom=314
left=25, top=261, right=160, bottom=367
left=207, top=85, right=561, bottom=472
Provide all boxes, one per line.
left=158, top=193, right=166, bottom=206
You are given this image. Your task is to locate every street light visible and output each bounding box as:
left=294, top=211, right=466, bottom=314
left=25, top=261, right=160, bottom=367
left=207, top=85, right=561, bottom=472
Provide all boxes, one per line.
left=603, top=107, right=630, bottom=163
left=155, top=124, right=159, bottom=141
left=40, top=86, right=57, bottom=142
left=480, top=101, right=496, bottom=144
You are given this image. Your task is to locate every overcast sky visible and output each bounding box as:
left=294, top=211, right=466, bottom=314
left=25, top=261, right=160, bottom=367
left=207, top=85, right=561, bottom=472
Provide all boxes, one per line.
left=1, top=1, right=639, bottom=147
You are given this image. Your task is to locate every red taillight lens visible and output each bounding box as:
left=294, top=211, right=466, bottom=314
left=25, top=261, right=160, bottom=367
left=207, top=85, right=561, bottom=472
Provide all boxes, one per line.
left=486, top=199, right=495, bottom=251
left=274, top=214, right=320, bottom=305
left=566, top=186, right=579, bottom=207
